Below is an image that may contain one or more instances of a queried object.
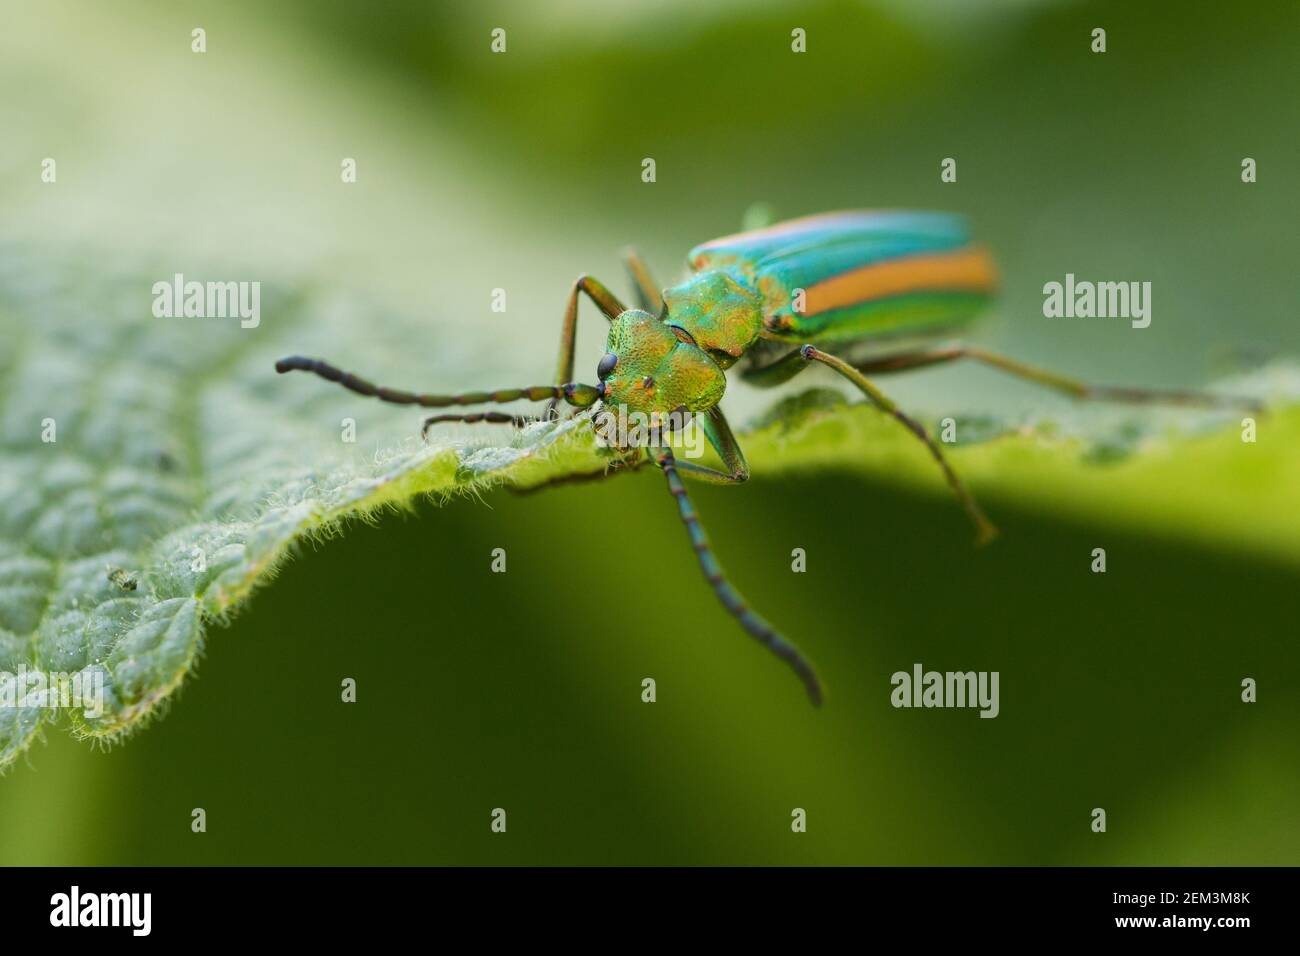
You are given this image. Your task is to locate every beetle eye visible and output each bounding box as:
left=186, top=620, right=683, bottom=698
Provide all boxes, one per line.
left=597, top=352, right=618, bottom=380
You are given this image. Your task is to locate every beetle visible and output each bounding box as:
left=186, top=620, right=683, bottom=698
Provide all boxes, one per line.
left=276, top=210, right=1257, bottom=705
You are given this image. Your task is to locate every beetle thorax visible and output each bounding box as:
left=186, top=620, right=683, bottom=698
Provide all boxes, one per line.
left=661, top=270, right=765, bottom=369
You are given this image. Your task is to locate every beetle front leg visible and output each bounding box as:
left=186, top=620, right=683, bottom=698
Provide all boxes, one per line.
left=548, top=275, right=626, bottom=419
left=554, top=275, right=626, bottom=385
left=661, top=406, right=750, bottom=484
left=655, top=444, right=822, bottom=705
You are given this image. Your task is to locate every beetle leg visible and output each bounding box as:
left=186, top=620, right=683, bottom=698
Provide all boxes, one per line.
left=750, top=346, right=997, bottom=544
left=622, top=248, right=665, bottom=314
left=803, top=345, right=996, bottom=543
left=521, top=402, right=748, bottom=493
left=554, top=276, right=626, bottom=387
left=659, top=406, right=750, bottom=484
left=738, top=346, right=815, bottom=387
left=848, top=344, right=1264, bottom=412
left=655, top=444, right=822, bottom=705
left=549, top=275, right=626, bottom=419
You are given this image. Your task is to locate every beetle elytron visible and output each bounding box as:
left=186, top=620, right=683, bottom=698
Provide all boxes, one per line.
left=278, top=211, right=1255, bottom=704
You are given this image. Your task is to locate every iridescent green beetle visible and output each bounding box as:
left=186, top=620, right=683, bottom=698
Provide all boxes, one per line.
left=277, top=210, right=1256, bottom=704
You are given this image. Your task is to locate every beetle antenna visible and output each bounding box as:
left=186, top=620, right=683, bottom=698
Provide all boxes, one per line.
left=275, top=355, right=601, bottom=408
left=654, top=446, right=823, bottom=705
left=419, top=411, right=532, bottom=438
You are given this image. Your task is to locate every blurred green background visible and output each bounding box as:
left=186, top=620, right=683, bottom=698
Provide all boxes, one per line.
left=1, top=0, right=1297, bottom=864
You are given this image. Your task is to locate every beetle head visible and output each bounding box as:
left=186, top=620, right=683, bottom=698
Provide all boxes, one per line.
left=596, top=309, right=725, bottom=416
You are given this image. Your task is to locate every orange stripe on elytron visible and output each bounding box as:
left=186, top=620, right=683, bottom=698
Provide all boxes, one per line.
left=802, top=246, right=997, bottom=317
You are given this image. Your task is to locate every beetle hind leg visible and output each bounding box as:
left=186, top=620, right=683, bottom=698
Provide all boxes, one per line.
left=849, top=344, right=1264, bottom=412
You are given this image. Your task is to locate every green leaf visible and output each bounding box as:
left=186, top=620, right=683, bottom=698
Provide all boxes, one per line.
left=0, top=250, right=1295, bottom=770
